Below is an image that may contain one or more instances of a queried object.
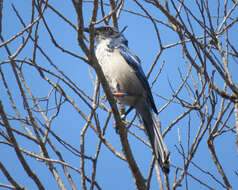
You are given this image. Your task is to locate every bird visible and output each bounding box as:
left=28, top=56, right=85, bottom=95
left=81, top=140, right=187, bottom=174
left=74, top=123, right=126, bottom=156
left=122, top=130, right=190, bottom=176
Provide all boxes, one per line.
left=84, top=26, right=170, bottom=173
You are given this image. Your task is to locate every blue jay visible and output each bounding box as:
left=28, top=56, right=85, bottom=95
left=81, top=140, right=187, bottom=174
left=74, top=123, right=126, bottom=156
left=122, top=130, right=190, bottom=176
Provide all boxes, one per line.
left=84, top=26, right=170, bottom=173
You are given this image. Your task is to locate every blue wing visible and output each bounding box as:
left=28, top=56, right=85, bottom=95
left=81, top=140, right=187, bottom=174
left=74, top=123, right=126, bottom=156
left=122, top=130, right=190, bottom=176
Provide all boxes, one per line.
left=117, top=45, right=158, bottom=114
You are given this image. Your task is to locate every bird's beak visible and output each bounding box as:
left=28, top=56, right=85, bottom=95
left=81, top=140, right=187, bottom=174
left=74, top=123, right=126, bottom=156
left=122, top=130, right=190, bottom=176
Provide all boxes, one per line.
left=119, top=26, right=128, bottom=35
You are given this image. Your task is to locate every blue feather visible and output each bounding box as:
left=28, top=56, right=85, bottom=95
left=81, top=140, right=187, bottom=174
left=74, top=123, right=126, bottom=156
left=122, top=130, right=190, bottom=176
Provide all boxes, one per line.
left=117, top=45, right=158, bottom=114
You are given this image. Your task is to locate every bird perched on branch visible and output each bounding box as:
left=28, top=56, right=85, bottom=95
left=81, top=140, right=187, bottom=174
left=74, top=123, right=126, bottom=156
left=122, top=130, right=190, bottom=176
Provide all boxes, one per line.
left=84, top=26, right=170, bottom=173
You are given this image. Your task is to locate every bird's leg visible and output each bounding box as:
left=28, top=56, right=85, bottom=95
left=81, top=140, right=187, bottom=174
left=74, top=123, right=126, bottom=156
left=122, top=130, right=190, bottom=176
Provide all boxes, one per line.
left=112, top=101, right=125, bottom=134
left=118, top=102, right=126, bottom=119
left=113, top=92, right=135, bottom=120
left=113, top=92, right=127, bottom=120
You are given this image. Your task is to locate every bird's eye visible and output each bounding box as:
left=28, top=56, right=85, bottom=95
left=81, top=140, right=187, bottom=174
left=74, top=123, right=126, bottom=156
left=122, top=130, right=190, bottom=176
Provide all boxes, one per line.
left=106, top=27, right=113, bottom=35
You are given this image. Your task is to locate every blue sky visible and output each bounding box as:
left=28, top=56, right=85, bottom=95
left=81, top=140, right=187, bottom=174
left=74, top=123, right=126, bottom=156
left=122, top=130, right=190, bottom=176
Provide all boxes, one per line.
left=0, top=0, right=238, bottom=189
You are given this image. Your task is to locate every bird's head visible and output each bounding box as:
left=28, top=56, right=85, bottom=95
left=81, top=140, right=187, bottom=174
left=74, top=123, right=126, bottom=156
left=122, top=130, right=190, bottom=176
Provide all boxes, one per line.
left=84, top=26, right=128, bottom=45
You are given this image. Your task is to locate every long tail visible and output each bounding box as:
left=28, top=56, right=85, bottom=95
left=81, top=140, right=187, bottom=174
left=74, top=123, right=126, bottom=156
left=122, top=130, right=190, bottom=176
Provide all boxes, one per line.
left=138, top=106, right=170, bottom=173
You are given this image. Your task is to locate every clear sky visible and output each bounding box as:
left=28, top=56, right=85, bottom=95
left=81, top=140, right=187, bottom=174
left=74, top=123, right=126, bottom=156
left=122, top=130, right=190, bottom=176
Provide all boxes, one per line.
left=0, top=0, right=238, bottom=189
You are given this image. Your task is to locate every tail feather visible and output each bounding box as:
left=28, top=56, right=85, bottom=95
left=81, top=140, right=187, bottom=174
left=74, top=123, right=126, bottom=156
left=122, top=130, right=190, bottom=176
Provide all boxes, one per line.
left=151, top=115, right=170, bottom=173
left=139, top=106, right=170, bottom=173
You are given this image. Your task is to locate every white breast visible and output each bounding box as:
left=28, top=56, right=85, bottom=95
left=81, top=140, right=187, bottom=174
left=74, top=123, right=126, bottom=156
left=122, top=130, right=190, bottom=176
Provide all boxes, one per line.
left=96, top=40, right=145, bottom=106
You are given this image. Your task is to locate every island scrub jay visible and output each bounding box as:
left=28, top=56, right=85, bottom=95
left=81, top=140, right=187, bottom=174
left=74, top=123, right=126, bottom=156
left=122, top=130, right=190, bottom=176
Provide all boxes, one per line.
left=84, top=26, right=170, bottom=173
